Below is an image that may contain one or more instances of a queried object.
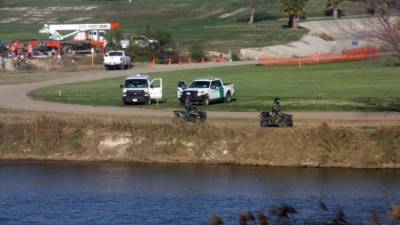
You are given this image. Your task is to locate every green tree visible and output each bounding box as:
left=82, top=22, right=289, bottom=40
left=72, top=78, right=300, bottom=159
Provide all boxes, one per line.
left=105, top=30, right=122, bottom=51
left=282, top=0, right=308, bottom=28
left=366, top=0, right=389, bottom=15
left=326, top=0, right=343, bottom=18
left=189, top=44, right=205, bottom=62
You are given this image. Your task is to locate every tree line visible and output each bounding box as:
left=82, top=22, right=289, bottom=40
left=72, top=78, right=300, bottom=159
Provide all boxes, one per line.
left=243, top=0, right=344, bottom=28
left=243, top=0, right=399, bottom=28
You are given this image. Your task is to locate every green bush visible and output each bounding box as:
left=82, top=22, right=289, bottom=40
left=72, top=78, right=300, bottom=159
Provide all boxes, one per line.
left=189, top=44, right=205, bottom=62
left=231, top=53, right=241, bottom=61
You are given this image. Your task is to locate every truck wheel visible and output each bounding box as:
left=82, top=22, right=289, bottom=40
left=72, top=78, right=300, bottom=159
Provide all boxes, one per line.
left=202, top=96, right=210, bottom=106
left=63, top=45, right=72, bottom=55
left=104, top=66, right=109, bottom=71
left=224, top=92, right=232, bottom=103
left=145, top=97, right=152, bottom=105
left=120, top=64, right=125, bottom=70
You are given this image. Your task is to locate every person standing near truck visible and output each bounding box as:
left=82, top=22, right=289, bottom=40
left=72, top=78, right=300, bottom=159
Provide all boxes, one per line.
left=27, top=44, right=33, bottom=59
left=10, top=44, right=16, bottom=57
left=0, top=55, right=4, bottom=71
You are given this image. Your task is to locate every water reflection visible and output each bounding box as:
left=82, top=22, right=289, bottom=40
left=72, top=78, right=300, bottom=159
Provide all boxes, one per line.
left=0, top=161, right=399, bottom=225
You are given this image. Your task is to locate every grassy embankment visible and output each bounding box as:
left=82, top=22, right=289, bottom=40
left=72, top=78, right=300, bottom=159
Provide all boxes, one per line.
left=0, top=0, right=369, bottom=51
left=0, top=116, right=399, bottom=168
left=30, top=59, right=400, bottom=112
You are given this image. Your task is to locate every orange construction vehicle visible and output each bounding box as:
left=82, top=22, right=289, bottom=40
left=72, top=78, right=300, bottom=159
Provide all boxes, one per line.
left=39, top=22, right=120, bottom=54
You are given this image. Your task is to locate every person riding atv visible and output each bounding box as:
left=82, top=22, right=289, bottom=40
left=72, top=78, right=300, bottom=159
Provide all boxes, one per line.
left=271, top=97, right=282, bottom=121
left=260, top=97, right=293, bottom=127
left=184, top=97, right=197, bottom=114
left=173, top=96, right=207, bottom=123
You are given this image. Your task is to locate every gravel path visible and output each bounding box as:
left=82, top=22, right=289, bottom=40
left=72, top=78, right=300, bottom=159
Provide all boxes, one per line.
left=1, top=61, right=400, bottom=122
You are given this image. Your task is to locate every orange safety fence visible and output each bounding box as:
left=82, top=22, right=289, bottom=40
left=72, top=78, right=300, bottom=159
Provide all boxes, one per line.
left=150, top=55, right=226, bottom=65
left=258, top=47, right=379, bottom=66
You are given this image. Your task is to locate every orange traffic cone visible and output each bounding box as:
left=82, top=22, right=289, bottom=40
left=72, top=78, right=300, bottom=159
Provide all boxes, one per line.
left=179, top=57, right=183, bottom=65
left=212, top=56, right=216, bottom=64
left=151, top=57, right=156, bottom=64
left=201, top=57, right=205, bottom=63
left=188, top=57, right=192, bottom=64
left=221, top=55, right=225, bottom=64
left=168, top=57, right=172, bottom=65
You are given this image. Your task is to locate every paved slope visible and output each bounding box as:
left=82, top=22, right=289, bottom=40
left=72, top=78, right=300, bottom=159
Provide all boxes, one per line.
left=240, top=17, right=400, bottom=59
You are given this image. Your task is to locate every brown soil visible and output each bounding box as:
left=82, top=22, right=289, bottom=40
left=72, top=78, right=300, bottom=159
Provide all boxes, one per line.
left=0, top=116, right=399, bottom=168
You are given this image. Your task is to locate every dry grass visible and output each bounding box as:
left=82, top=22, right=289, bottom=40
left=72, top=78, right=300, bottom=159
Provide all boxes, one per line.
left=0, top=116, right=399, bottom=168
left=211, top=202, right=400, bottom=225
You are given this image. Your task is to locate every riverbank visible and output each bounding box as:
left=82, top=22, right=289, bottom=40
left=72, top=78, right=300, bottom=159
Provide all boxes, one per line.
left=0, top=116, right=399, bottom=168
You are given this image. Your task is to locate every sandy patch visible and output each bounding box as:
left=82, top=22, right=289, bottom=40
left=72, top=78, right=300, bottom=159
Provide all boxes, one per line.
left=219, top=8, right=247, bottom=19
left=65, top=17, right=92, bottom=23
left=0, top=6, right=97, bottom=24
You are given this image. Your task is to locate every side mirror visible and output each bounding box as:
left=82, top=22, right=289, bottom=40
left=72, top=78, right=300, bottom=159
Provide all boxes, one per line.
left=120, top=84, right=123, bottom=88
left=150, top=84, right=154, bottom=88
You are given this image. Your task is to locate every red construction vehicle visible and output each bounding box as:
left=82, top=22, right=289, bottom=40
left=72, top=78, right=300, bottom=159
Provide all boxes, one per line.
left=39, top=22, right=120, bottom=54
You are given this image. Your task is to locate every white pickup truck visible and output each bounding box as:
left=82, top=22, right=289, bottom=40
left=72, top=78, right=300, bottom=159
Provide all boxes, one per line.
left=120, top=74, right=162, bottom=105
left=104, top=50, right=131, bottom=70
left=177, top=77, right=235, bottom=105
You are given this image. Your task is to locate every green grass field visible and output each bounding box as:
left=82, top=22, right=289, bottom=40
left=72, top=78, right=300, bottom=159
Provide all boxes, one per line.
left=30, top=59, right=400, bottom=112
left=0, top=0, right=369, bottom=51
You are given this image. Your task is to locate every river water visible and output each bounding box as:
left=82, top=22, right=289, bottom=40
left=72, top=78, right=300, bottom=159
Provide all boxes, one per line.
left=0, top=161, right=399, bottom=225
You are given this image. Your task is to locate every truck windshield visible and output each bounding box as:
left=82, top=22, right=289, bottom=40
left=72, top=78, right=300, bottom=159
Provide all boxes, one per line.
left=189, top=81, right=210, bottom=88
left=109, top=52, right=123, bottom=56
left=124, top=79, right=148, bottom=88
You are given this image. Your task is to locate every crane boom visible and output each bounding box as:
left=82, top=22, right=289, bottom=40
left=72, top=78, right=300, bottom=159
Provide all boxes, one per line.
left=39, top=22, right=120, bottom=41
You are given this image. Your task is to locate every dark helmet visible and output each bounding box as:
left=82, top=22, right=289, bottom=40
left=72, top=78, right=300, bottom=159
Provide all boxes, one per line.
left=274, top=97, right=280, bottom=102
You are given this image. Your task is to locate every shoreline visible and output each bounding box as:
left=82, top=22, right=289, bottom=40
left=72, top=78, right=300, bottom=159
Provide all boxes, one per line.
left=1, top=116, right=399, bottom=170
left=1, top=157, right=400, bottom=169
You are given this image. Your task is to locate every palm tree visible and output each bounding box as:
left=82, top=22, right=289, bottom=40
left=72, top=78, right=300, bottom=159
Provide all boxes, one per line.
left=326, top=0, right=343, bottom=18
left=282, top=0, right=308, bottom=28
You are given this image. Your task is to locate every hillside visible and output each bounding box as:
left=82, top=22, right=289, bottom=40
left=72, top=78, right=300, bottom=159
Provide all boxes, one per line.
left=0, top=0, right=369, bottom=51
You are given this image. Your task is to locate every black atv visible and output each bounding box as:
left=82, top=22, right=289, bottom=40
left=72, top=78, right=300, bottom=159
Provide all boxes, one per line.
left=173, top=108, right=207, bottom=123
left=260, top=111, right=293, bottom=128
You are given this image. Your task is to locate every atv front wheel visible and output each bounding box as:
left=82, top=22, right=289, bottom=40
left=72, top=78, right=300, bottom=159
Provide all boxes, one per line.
left=278, top=121, right=287, bottom=128
left=198, top=111, right=207, bottom=123
left=260, top=119, right=269, bottom=127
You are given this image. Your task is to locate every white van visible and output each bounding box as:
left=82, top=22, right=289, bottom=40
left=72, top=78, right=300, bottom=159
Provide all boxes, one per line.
left=120, top=74, right=162, bottom=105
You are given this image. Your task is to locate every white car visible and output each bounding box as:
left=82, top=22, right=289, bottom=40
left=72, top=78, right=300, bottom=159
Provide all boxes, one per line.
left=120, top=74, right=162, bottom=105
left=177, top=77, right=235, bottom=105
left=104, top=50, right=131, bottom=70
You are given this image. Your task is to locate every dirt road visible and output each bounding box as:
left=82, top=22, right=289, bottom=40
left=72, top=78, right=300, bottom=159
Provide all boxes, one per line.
left=1, top=61, right=400, bottom=122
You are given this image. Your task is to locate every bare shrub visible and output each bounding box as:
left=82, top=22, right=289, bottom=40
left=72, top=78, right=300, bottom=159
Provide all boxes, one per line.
left=367, top=0, right=400, bottom=58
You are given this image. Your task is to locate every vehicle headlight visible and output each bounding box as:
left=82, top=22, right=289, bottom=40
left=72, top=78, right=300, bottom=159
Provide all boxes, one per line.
left=122, top=91, right=126, bottom=97
left=197, top=91, right=205, bottom=96
left=144, top=90, right=149, bottom=96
